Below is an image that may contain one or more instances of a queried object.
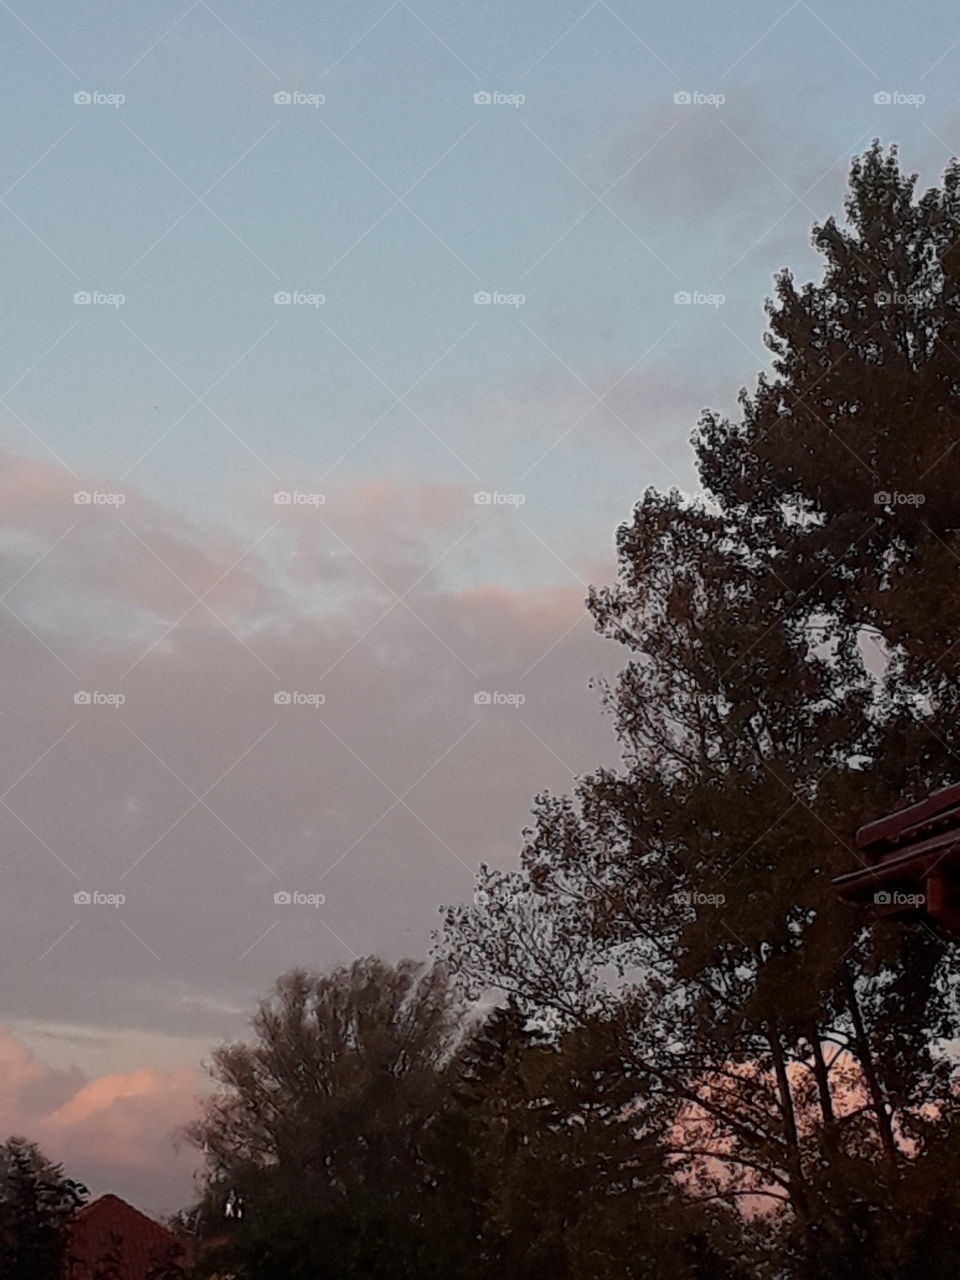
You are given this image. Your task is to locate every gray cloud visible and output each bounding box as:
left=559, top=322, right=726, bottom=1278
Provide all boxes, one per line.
left=0, top=449, right=622, bottom=1064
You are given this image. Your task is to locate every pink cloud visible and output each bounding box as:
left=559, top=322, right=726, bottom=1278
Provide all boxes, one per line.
left=0, top=447, right=277, bottom=631
left=0, top=1027, right=201, bottom=1216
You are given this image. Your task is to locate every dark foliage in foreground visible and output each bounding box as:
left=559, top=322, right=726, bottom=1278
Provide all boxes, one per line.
left=187, top=961, right=740, bottom=1279
left=0, top=1138, right=86, bottom=1280
left=437, top=143, right=960, bottom=1278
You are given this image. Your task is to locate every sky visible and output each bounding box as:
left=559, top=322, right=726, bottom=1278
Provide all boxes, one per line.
left=1, top=0, right=959, bottom=1216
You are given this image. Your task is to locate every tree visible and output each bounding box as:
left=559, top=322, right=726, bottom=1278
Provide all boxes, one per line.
left=697, top=141, right=960, bottom=772
left=440, top=145, right=960, bottom=1277
left=187, top=957, right=492, bottom=1279
left=0, top=1136, right=86, bottom=1280
left=452, top=1002, right=744, bottom=1279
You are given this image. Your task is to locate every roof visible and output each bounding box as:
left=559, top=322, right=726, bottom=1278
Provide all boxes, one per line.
left=856, top=781, right=960, bottom=855
left=834, top=783, right=960, bottom=928
left=67, top=1193, right=187, bottom=1280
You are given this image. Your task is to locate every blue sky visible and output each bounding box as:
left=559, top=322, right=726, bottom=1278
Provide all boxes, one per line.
left=2, top=0, right=960, bottom=1212
left=6, top=0, right=958, bottom=550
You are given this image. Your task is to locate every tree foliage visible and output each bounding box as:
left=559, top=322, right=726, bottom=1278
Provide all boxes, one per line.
left=0, top=1136, right=86, bottom=1280
left=440, top=144, right=960, bottom=1278
left=187, top=958, right=494, bottom=1279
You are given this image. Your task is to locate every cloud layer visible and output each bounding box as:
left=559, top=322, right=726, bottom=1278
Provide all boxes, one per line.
left=0, top=1025, right=201, bottom=1216
left=0, top=445, right=623, bottom=1118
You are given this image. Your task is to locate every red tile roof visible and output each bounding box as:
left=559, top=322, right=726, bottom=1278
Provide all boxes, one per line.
left=67, top=1193, right=187, bottom=1279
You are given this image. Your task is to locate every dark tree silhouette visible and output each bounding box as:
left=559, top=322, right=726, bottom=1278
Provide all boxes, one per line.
left=441, top=145, right=960, bottom=1279
left=187, top=958, right=492, bottom=1279
left=0, top=1136, right=86, bottom=1280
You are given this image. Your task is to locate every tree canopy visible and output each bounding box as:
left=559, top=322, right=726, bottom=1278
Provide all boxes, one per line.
left=439, top=143, right=960, bottom=1278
